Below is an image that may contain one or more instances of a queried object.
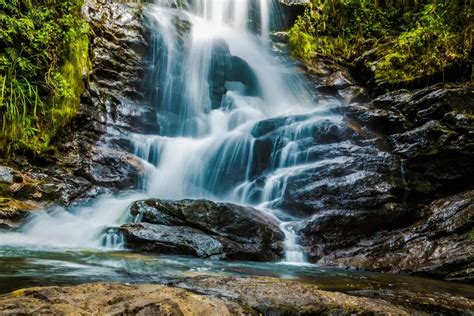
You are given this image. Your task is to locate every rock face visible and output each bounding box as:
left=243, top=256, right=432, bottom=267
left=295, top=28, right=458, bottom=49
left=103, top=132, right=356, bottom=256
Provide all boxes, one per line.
left=120, top=199, right=285, bottom=261
left=296, top=58, right=474, bottom=281
left=304, top=190, right=474, bottom=281
left=339, top=84, right=474, bottom=199
left=0, top=0, right=149, bottom=228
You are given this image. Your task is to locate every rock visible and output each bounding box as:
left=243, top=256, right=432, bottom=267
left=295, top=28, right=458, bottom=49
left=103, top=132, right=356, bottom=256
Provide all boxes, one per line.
left=0, top=199, right=42, bottom=230
left=121, top=223, right=226, bottom=258
left=339, top=104, right=408, bottom=134
left=294, top=83, right=474, bottom=280
left=270, top=31, right=289, bottom=44
left=0, top=167, right=21, bottom=184
left=325, top=70, right=355, bottom=90
left=308, top=190, right=474, bottom=282
left=121, top=199, right=285, bottom=260
left=279, top=0, right=310, bottom=5
left=0, top=277, right=433, bottom=315
left=444, top=111, right=474, bottom=132
left=208, top=40, right=261, bottom=109
left=300, top=202, right=410, bottom=256
left=173, top=275, right=474, bottom=315
left=274, top=143, right=402, bottom=216
left=388, top=119, right=457, bottom=157
left=0, top=283, right=247, bottom=315
left=75, top=147, right=142, bottom=190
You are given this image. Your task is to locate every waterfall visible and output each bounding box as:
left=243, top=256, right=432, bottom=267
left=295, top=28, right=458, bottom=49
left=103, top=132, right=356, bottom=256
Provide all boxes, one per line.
left=101, top=228, right=125, bottom=250
left=0, top=0, right=342, bottom=264
left=280, top=222, right=306, bottom=263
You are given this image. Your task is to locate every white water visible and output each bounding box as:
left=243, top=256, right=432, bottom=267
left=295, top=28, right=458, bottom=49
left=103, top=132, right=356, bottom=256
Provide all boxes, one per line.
left=0, top=0, right=344, bottom=264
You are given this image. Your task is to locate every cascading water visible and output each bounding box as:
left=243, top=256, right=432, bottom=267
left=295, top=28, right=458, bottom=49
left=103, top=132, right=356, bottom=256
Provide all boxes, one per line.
left=0, top=0, right=344, bottom=264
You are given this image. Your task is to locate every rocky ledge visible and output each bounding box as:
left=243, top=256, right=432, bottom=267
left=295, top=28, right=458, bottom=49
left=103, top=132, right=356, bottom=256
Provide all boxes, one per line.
left=1, top=275, right=473, bottom=315
left=120, top=199, right=284, bottom=261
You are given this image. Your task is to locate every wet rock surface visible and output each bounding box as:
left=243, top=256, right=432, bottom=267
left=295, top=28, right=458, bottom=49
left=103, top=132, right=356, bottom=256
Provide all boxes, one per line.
left=310, top=190, right=474, bottom=282
left=121, top=199, right=285, bottom=261
left=296, top=58, right=473, bottom=281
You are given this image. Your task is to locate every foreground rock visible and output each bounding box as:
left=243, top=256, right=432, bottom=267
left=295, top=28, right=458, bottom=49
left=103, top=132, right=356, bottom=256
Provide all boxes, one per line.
left=2, top=275, right=473, bottom=315
left=0, top=283, right=245, bottom=315
left=120, top=199, right=285, bottom=260
left=0, top=278, right=414, bottom=315
left=172, top=275, right=474, bottom=315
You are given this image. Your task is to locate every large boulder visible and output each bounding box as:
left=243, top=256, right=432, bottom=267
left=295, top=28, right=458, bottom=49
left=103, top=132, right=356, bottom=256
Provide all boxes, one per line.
left=120, top=199, right=285, bottom=260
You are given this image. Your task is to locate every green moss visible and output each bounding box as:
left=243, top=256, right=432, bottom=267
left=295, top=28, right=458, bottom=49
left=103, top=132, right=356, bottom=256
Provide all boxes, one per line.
left=0, top=0, right=90, bottom=155
left=289, top=0, right=472, bottom=89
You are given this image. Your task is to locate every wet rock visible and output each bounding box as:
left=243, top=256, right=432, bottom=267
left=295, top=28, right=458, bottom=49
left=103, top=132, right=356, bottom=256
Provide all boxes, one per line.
left=270, top=31, right=289, bottom=44
left=121, top=223, right=225, bottom=258
left=75, top=147, right=142, bottom=190
left=310, top=190, right=474, bottom=282
left=296, top=82, right=474, bottom=280
left=0, top=277, right=430, bottom=315
left=275, top=143, right=402, bottom=216
left=0, top=200, right=42, bottom=231
left=325, top=70, right=355, bottom=90
left=208, top=39, right=261, bottom=108
left=337, top=85, right=369, bottom=105
left=300, top=203, right=410, bottom=255
left=444, top=111, right=474, bottom=132
left=0, top=167, right=21, bottom=184
left=388, top=120, right=456, bottom=158
left=121, top=199, right=285, bottom=260
left=279, top=0, right=310, bottom=5
left=339, top=104, right=408, bottom=135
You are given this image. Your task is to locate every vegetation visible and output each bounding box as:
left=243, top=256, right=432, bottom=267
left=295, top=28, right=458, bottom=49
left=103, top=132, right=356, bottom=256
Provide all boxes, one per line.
left=0, top=0, right=89, bottom=155
left=289, top=0, right=472, bottom=88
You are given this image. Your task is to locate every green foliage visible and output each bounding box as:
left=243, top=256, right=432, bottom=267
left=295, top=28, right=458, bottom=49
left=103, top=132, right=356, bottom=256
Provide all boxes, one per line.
left=289, top=0, right=472, bottom=87
left=289, top=19, right=316, bottom=61
left=0, top=0, right=90, bottom=155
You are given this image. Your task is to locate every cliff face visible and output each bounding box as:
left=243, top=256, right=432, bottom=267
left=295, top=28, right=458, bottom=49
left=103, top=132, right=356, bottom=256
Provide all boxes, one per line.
left=284, top=38, right=473, bottom=282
